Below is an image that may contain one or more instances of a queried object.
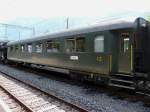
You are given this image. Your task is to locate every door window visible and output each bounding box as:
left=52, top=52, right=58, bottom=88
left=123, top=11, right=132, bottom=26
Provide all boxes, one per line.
left=120, top=33, right=130, bottom=53
left=123, top=38, right=129, bottom=53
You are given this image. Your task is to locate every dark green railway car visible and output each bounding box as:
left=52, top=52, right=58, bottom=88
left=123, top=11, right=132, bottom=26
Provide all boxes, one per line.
left=0, top=40, right=9, bottom=63
left=7, top=17, right=150, bottom=92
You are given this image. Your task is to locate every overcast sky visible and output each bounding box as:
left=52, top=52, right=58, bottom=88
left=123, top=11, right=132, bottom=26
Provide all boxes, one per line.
left=0, top=0, right=149, bottom=41
left=0, top=0, right=150, bottom=23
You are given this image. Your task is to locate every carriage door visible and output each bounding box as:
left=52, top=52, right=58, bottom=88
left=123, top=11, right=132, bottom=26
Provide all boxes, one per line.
left=118, top=33, right=132, bottom=73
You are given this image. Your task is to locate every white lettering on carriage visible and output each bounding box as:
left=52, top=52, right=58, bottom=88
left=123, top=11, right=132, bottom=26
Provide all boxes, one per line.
left=70, top=56, right=78, bottom=60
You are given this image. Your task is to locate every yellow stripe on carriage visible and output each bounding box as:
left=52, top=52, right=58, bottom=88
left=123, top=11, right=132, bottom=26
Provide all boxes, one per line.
left=109, top=55, right=112, bottom=72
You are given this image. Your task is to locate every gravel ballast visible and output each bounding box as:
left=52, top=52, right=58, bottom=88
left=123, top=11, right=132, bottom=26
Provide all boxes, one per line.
left=0, top=64, right=149, bottom=112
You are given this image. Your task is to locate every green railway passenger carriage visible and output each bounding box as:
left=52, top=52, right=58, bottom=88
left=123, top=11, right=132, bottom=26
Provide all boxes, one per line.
left=0, top=40, right=9, bottom=63
left=6, top=17, right=150, bottom=93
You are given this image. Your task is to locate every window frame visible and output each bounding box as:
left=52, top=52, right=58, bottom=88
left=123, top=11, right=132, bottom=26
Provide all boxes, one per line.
left=120, top=33, right=130, bottom=53
left=65, top=38, right=76, bottom=53
left=46, top=40, right=60, bottom=53
left=65, top=37, right=86, bottom=53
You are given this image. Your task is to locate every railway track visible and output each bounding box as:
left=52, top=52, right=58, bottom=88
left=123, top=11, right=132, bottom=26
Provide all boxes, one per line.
left=0, top=73, right=88, bottom=112
left=18, top=64, right=150, bottom=98
left=0, top=87, right=27, bottom=112
left=0, top=64, right=149, bottom=112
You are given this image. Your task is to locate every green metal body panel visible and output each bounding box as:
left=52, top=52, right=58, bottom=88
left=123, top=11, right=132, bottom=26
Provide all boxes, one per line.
left=8, top=31, right=113, bottom=75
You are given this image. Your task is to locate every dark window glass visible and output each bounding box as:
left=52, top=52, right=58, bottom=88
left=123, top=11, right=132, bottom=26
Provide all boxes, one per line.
left=76, top=38, right=85, bottom=52
left=46, top=40, right=60, bottom=53
left=15, top=45, right=19, bottom=52
left=66, top=39, right=75, bottom=53
left=52, top=42, right=60, bottom=52
left=66, top=37, right=85, bottom=53
left=120, top=33, right=130, bottom=53
left=47, top=41, right=53, bottom=52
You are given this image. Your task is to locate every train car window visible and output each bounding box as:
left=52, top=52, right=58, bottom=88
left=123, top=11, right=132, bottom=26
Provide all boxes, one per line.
left=15, top=45, right=19, bottom=52
left=76, top=38, right=85, bottom=52
left=35, top=43, right=42, bottom=53
left=94, top=36, right=104, bottom=53
left=123, top=38, right=129, bottom=52
left=46, top=41, right=60, bottom=53
left=27, top=44, right=32, bottom=53
left=21, top=45, right=25, bottom=52
left=52, top=41, right=60, bottom=52
left=46, top=41, right=53, bottom=52
left=120, top=33, right=130, bottom=53
left=66, top=38, right=75, bottom=53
